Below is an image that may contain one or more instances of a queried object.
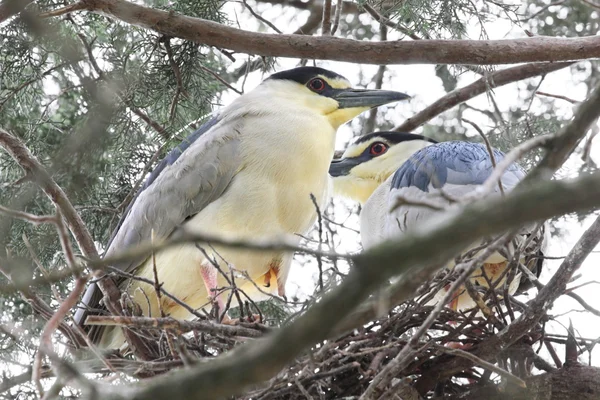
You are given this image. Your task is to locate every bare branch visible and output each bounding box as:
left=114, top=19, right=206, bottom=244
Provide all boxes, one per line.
left=394, top=62, right=572, bottom=132
left=84, top=315, right=267, bottom=338
left=321, top=0, right=332, bottom=35
left=536, top=90, right=581, bottom=104
left=41, top=0, right=600, bottom=65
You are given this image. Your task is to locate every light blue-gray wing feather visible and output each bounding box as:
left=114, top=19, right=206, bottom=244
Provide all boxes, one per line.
left=384, top=142, right=525, bottom=239
left=391, top=141, right=525, bottom=192
left=75, top=114, right=241, bottom=327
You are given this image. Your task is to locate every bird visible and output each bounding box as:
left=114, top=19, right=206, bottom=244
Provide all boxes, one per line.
left=329, top=131, right=545, bottom=311
left=74, top=68, right=410, bottom=349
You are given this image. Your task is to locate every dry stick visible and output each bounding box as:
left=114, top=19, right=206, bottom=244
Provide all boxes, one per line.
left=433, top=344, right=526, bottom=387
left=45, top=0, right=600, bottom=65
left=0, top=227, right=345, bottom=296
left=394, top=62, right=572, bottom=132
left=462, top=118, right=504, bottom=196
left=466, top=134, right=553, bottom=200
left=88, top=230, right=346, bottom=272
left=360, top=234, right=513, bottom=399
left=85, top=315, right=265, bottom=338
left=0, top=205, right=56, bottom=225
left=199, top=65, right=242, bottom=94
left=32, top=277, right=88, bottom=397
left=161, top=36, right=188, bottom=121
left=321, top=0, right=332, bottom=35
left=241, top=0, right=282, bottom=33
left=98, top=173, right=600, bottom=400
left=330, top=0, right=342, bottom=35
left=415, top=215, right=600, bottom=394
left=310, top=194, right=325, bottom=292
left=362, top=3, right=421, bottom=40
left=536, top=91, right=581, bottom=104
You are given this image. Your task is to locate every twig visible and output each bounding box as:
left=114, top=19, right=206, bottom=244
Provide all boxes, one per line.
left=536, top=90, right=581, bottom=104
left=0, top=62, right=72, bottom=111
left=0, top=205, right=57, bottom=225
left=361, top=234, right=513, bottom=399
left=462, top=118, right=504, bottom=196
left=469, top=134, right=553, bottom=199
left=518, top=0, right=566, bottom=22
left=107, top=266, right=206, bottom=320
left=567, top=291, right=600, bottom=317
left=310, top=194, right=324, bottom=292
left=580, top=0, right=600, bottom=10
left=242, top=0, right=282, bottom=33
left=394, top=62, right=572, bottom=132
left=363, top=30, right=387, bottom=134
left=85, top=315, right=266, bottom=338
left=525, top=79, right=600, bottom=182
left=321, top=0, right=332, bottom=35
left=199, top=66, right=243, bottom=95
left=88, top=230, right=347, bottom=273
left=32, top=277, right=88, bottom=397
left=434, top=344, right=527, bottom=387
left=330, top=0, right=343, bottom=35
left=160, top=36, right=189, bottom=121
left=362, top=4, right=421, bottom=40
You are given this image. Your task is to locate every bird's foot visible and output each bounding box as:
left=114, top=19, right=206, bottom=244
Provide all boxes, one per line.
left=220, top=313, right=263, bottom=325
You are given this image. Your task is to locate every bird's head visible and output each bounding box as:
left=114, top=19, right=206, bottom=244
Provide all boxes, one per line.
left=330, top=132, right=437, bottom=204
left=262, top=67, right=410, bottom=129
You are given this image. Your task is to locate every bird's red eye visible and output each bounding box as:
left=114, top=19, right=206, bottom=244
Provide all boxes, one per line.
left=369, top=142, right=388, bottom=156
left=308, top=78, right=326, bottom=92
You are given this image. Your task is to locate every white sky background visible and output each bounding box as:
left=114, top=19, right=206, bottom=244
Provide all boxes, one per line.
left=217, top=0, right=600, bottom=365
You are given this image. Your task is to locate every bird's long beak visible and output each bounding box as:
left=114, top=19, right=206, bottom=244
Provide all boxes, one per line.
left=332, top=89, right=411, bottom=109
left=329, top=158, right=359, bottom=177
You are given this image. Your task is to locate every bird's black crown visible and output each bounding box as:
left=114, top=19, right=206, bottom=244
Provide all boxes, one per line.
left=268, top=67, right=348, bottom=85
left=355, top=131, right=438, bottom=145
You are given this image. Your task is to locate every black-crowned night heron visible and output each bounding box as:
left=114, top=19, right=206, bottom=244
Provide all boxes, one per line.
left=74, top=68, right=409, bottom=348
left=329, top=131, right=545, bottom=310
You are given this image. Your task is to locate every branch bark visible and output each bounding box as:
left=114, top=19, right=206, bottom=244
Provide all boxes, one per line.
left=50, top=0, right=600, bottom=65
left=394, top=62, right=572, bottom=132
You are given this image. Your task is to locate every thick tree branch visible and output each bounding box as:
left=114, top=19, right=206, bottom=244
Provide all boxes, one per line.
left=98, top=171, right=600, bottom=400
left=525, top=78, right=600, bottom=182
left=394, top=62, right=572, bottom=132
left=47, top=0, right=600, bottom=65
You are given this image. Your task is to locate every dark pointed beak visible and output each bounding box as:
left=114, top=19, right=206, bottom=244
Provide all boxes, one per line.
left=332, top=89, right=411, bottom=109
left=329, top=158, right=360, bottom=177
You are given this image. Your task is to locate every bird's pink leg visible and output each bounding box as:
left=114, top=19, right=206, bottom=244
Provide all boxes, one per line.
left=200, top=263, right=226, bottom=318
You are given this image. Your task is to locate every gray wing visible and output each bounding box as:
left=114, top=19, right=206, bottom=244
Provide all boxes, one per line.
left=385, top=142, right=525, bottom=237
left=74, top=114, right=242, bottom=328
left=390, top=141, right=525, bottom=192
